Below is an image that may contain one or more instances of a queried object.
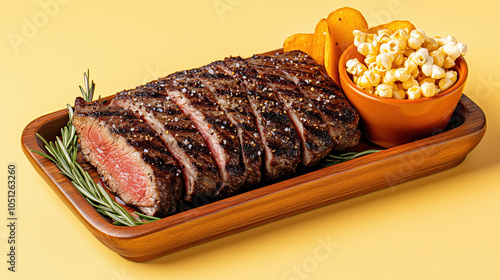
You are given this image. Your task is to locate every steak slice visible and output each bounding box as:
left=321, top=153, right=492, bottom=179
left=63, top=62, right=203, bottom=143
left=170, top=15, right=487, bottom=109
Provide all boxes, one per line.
left=265, top=51, right=361, bottom=150
left=216, top=56, right=301, bottom=180
left=148, top=74, right=247, bottom=196
left=246, top=54, right=335, bottom=167
left=72, top=98, right=182, bottom=217
left=111, top=87, right=220, bottom=201
left=178, top=64, right=264, bottom=186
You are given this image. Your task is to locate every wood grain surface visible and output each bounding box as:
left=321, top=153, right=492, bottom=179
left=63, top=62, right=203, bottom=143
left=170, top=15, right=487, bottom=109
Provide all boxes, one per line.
left=21, top=94, right=486, bottom=261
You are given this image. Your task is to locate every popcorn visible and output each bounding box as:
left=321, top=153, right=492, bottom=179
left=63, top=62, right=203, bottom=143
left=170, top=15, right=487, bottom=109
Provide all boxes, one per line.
left=430, top=49, right=445, bottom=67
left=422, top=37, right=439, bottom=52
left=375, top=83, right=393, bottom=98
left=347, top=28, right=466, bottom=100
left=430, top=65, right=445, bottom=79
left=382, top=69, right=398, bottom=84
left=419, top=77, right=436, bottom=85
left=438, top=77, right=454, bottom=92
left=393, top=52, right=404, bottom=66
left=357, top=42, right=371, bottom=56
left=407, top=36, right=423, bottom=49
left=393, top=87, right=407, bottom=99
left=353, top=30, right=367, bottom=47
left=445, top=70, right=458, bottom=83
left=420, top=81, right=437, bottom=98
left=421, top=56, right=435, bottom=76
left=438, top=70, right=458, bottom=91
left=391, top=29, right=409, bottom=49
left=443, top=34, right=457, bottom=45
left=404, top=57, right=419, bottom=73
left=402, top=76, right=419, bottom=90
left=407, top=29, right=426, bottom=49
left=395, top=68, right=411, bottom=82
left=358, top=70, right=381, bottom=89
left=346, top=58, right=368, bottom=76
left=376, top=53, right=394, bottom=71
left=443, top=56, right=456, bottom=69
left=413, top=48, right=429, bottom=65
left=456, top=43, right=467, bottom=56
left=407, top=85, right=422, bottom=99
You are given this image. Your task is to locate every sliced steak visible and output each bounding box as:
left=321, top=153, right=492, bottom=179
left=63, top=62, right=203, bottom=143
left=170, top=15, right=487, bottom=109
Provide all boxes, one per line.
left=111, top=87, right=220, bottom=201
left=264, top=50, right=361, bottom=150
left=72, top=98, right=182, bottom=217
left=246, top=54, right=335, bottom=166
left=216, top=56, right=301, bottom=180
left=147, top=75, right=247, bottom=196
left=73, top=49, right=361, bottom=217
left=178, top=64, right=264, bottom=186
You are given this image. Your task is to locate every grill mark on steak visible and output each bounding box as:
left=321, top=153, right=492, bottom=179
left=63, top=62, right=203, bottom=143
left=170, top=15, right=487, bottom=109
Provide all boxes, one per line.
left=74, top=50, right=361, bottom=218
left=177, top=64, right=264, bottom=186
left=111, top=87, right=220, bottom=201
left=73, top=98, right=182, bottom=217
left=216, top=57, right=301, bottom=179
left=264, top=51, right=361, bottom=150
left=246, top=55, right=335, bottom=166
left=147, top=74, right=247, bottom=196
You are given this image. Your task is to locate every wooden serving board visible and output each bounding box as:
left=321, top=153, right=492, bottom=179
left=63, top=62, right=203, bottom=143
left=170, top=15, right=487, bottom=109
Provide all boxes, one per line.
left=21, top=94, right=486, bottom=261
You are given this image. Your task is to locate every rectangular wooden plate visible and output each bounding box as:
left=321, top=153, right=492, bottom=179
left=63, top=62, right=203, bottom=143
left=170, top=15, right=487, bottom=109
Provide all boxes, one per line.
left=21, top=93, right=486, bottom=262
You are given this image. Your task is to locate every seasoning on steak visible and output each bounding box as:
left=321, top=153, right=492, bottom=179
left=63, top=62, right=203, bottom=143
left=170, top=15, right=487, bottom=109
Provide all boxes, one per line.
left=73, top=49, right=361, bottom=217
left=216, top=56, right=302, bottom=180
left=148, top=73, right=247, bottom=196
left=263, top=51, right=361, bottom=150
left=246, top=54, right=335, bottom=167
left=176, top=64, right=264, bottom=186
left=72, top=98, right=182, bottom=216
left=111, top=87, right=220, bottom=201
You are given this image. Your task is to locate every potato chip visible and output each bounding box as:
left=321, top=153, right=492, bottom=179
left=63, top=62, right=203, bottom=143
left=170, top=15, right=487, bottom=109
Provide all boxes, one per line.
left=368, top=20, right=416, bottom=34
left=283, top=33, right=314, bottom=53
left=310, top=18, right=329, bottom=66
left=280, top=6, right=416, bottom=87
left=326, top=7, right=369, bottom=54
left=323, top=27, right=341, bottom=85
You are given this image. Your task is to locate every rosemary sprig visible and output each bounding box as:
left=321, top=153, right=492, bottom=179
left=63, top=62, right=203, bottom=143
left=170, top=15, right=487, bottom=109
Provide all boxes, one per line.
left=79, top=69, right=95, bottom=102
left=322, top=149, right=381, bottom=167
left=31, top=71, right=381, bottom=226
left=32, top=70, right=159, bottom=226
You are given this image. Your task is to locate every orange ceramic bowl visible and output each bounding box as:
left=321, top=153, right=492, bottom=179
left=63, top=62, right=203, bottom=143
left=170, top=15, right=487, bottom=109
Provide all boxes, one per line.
left=339, top=44, right=468, bottom=148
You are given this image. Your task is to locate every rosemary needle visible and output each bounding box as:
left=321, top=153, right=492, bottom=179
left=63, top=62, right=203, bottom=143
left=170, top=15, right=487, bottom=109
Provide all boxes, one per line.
left=31, top=70, right=381, bottom=225
left=31, top=70, right=159, bottom=226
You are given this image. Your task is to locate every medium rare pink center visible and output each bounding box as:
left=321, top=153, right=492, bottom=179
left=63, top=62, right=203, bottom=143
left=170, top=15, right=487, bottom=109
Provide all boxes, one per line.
left=83, top=125, right=152, bottom=206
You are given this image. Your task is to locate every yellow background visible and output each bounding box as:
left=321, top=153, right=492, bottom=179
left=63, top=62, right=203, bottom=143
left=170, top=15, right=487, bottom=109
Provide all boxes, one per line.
left=1, top=0, right=500, bottom=279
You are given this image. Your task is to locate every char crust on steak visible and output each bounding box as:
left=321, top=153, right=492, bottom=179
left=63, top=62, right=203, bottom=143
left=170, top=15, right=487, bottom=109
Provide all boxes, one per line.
left=262, top=51, right=361, bottom=150
left=73, top=98, right=183, bottom=216
left=216, top=57, right=302, bottom=179
left=111, top=87, right=220, bottom=202
left=73, top=50, right=360, bottom=217
left=246, top=54, right=335, bottom=166
left=180, top=64, right=264, bottom=187
left=150, top=73, right=247, bottom=196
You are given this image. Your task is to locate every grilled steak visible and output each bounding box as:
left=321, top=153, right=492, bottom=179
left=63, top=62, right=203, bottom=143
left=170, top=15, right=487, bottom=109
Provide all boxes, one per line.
left=174, top=64, right=264, bottom=186
left=111, top=87, right=220, bottom=201
left=149, top=73, right=247, bottom=196
left=216, top=56, right=302, bottom=180
left=246, top=54, right=335, bottom=166
left=262, top=51, right=361, bottom=150
left=73, top=98, right=182, bottom=216
left=73, top=50, right=361, bottom=217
